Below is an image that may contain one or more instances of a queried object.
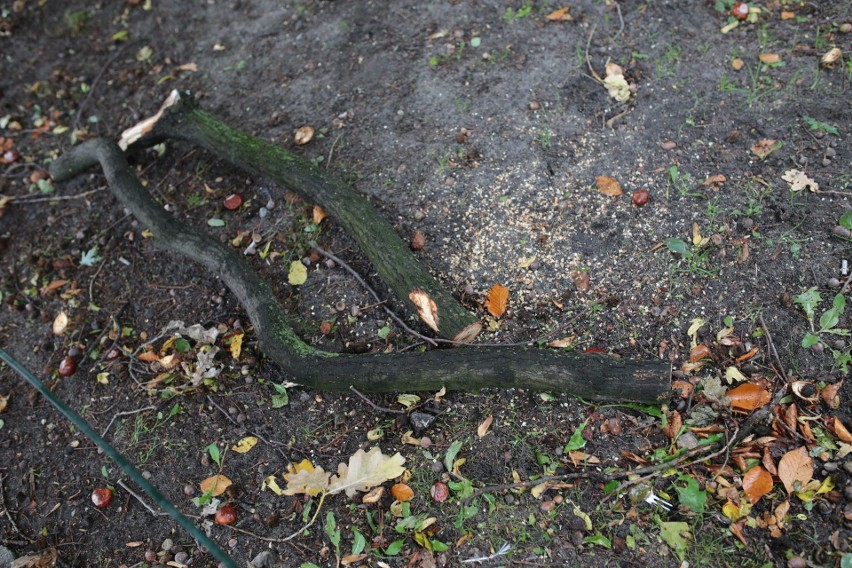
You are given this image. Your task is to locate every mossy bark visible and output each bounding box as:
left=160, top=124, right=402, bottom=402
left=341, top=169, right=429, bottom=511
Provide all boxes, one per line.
left=50, top=138, right=672, bottom=403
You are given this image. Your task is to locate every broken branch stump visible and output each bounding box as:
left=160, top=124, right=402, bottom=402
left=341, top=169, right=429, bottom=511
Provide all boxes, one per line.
left=50, top=138, right=671, bottom=403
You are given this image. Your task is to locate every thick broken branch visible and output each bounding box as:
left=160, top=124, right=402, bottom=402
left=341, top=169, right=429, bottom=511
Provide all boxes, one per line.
left=119, top=90, right=481, bottom=343
left=50, top=139, right=671, bottom=403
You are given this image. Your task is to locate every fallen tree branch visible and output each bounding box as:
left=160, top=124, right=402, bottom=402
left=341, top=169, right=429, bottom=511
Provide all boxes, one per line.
left=50, top=139, right=671, bottom=402
left=117, top=90, right=481, bottom=343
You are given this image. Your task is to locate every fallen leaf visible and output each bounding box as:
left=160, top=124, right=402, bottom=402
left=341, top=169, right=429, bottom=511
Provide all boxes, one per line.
left=547, top=336, right=576, bottom=348
left=262, top=475, right=283, bottom=495
left=743, top=466, right=773, bottom=504
left=288, top=260, right=308, bottom=285
left=545, top=7, right=572, bottom=21
left=759, top=53, right=780, bottom=64
left=341, top=554, right=368, bottom=566
left=663, top=410, right=682, bottom=440
left=732, top=57, right=744, bottom=70
left=362, top=486, right=384, bottom=504
left=687, top=318, right=705, bottom=348
left=572, top=271, right=590, bottom=293
left=595, top=175, right=623, bottom=197
left=725, top=366, right=748, bottom=384
left=283, top=459, right=330, bottom=497
left=735, top=346, right=759, bottom=363
left=328, top=447, right=406, bottom=498
left=603, top=63, right=631, bottom=102
left=689, top=344, right=710, bottom=362
left=391, top=483, right=414, bottom=502
left=294, top=125, right=314, bottom=145
left=821, top=380, right=842, bottom=409
left=728, top=519, right=748, bottom=546
left=780, top=11, right=795, bottom=19
left=52, top=311, right=69, bottom=335
left=231, top=436, right=258, bottom=454
left=820, top=47, right=842, bottom=68
left=41, top=279, right=70, bottom=297
left=702, top=174, right=726, bottom=189
left=485, top=283, right=509, bottom=318
left=477, top=415, right=493, bottom=438
left=200, top=474, right=233, bottom=497
left=777, top=447, right=813, bottom=494
left=726, top=383, right=771, bottom=411
left=410, top=230, right=427, bottom=251
left=751, top=139, right=780, bottom=160
left=313, top=205, right=327, bottom=224
left=834, top=417, right=852, bottom=443
left=409, top=290, right=440, bottom=332
left=782, top=169, right=818, bottom=193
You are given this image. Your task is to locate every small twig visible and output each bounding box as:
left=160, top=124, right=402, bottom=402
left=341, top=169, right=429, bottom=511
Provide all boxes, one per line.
left=101, top=406, right=157, bottom=438
left=613, top=2, right=624, bottom=38
left=326, top=133, right=343, bottom=169
left=464, top=471, right=601, bottom=504
left=118, top=479, right=169, bottom=517
left=311, top=243, right=438, bottom=347
left=349, top=386, right=405, bottom=415
left=88, top=254, right=109, bottom=306
left=0, top=474, right=25, bottom=539
left=759, top=313, right=789, bottom=385
left=73, top=47, right=126, bottom=132
left=585, top=24, right=602, bottom=82
left=462, top=542, right=512, bottom=564
left=4, top=187, right=106, bottom=204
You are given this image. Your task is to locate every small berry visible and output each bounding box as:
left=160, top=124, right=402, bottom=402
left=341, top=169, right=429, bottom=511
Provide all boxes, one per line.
left=632, top=189, right=651, bottom=207
left=91, top=487, right=113, bottom=508
left=58, top=356, right=77, bottom=377
left=223, top=193, right=243, bottom=210
left=215, top=504, right=238, bottom=525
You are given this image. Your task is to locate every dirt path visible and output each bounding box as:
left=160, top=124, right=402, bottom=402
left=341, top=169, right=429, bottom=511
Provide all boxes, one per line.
left=0, top=1, right=850, bottom=566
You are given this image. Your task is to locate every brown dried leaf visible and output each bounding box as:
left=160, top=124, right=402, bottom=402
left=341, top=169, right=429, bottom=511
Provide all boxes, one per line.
left=783, top=404, right=798, bottom=433
left=731, top=57, right=744, bottom=70
left=821, top=380, right=843, bottom=409
left=200, top=474, right=233, bottom=497
left=663, top=410, right=682, bottom=440
left=547, top=335, right=576, bottom=349
left=728, top=519, right=748, bottom=546
left=702, top=174, right=727, bottom=189
left=751, top=139, right=778, bottom=159
left=672, top=379, right=694, bottom=399
left=689, top=344, right=710, bottom=363
left=485, top=284, right=509, bottom=318
left=294, top=125, right=314, bottom=145
left=595, top=175, right=622, bottom=197
left=777, top=447, right=813, bottom=494
left=759, top=53, right=780, bottom=64
left=312, top=205, right=327, bottom=224
left=391, top=483, right=414, bottom=502
left=410, top=230, right=427, bottom=251
left=409, top=290, right=440, bottom=332
left=821, top=47, right=842, bottom=68
left=40, top=279, right=70, bottom=297
left=742, top=466, right=773, bottom=504
left=726, top=383, right=771, bottom=411
left=477, top=415, right=494, bottom=438
left=762, top=447, right=777, bottom=476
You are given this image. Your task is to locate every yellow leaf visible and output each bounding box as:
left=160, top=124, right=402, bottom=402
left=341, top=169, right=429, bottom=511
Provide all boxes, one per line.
left=367, top=427, right=384, bottom=441
left=231, top=436, right=258, bottom=454
left=288, top=261, right=308, bottom=285
left=227, top=332, right=243, bottom=360
left=687, top=318, right=705, bottom=348
left=725, top=366, right=748, bottom=384
left=262, top=475, right=283, bottom=495
left=573, top=506, right=593, bottom=531
left=722, top=500, right=740, bottom=521
left=313, top=205, right=327, bottom=224
left=96, top=372, right=110, bottom=385
left=200, top=474, right=233, bottom=497
left=531, top=482, right=550, bottom=498
left=397, top=394, right=420, bottom=408
left=485, top=283, right=509, bottom=318
left=409, top=289, right=440, bottom=332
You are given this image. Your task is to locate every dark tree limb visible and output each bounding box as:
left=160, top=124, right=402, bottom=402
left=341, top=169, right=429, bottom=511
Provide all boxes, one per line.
left=50, top=139, right=671, bottom=402
left=117, top=90, right=481, bottom=343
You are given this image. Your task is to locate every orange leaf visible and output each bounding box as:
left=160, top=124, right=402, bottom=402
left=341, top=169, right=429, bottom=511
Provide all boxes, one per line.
left=477, top=415, right=494, bottom=438
left=200, top=474, right=233, bottom=497
left=751, top=139, right=778, bottom=159
left=726, top=383, right=771, bottom=411
left=728, top=519, right=748, bottom=546
left=742, top=466, right=773, bottom=504
left=780, top=11, right=795, bottom=19
left=595, top=176, right=622, bottom=197
left=777, top=447, right=813, bottom=494
left=762, top=447, right=777, bottom=476
left=702, top=174, right=727, bottom=188
left=485, top=284, right=509, bottom=318
left=391, top=483, right=414, bottom=502
left=820, top=380, right=843, bottom=409
left=40, top=279, right=70, bottom=297
left=834, top=417, right=852, bottom=443
left=783, top=404, right=798, bottom=433
left=663, top=410, right=682, bottom=440
left=312, top=205, right=327, bottom=224
left=735, top=346, right=759, bottom=363
left=689, top=344, right=710, bottom=362
left=759, top=53, right=780, bottom=64
left=545, top=7, right=573, bottom=21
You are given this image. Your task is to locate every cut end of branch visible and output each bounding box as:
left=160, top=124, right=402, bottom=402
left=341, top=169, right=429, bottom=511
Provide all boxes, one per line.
left=453, top=322, right=482, bottom=345
left=118, top=89, right=182, bottom=151
left=408, top=290, right=440, bottom=333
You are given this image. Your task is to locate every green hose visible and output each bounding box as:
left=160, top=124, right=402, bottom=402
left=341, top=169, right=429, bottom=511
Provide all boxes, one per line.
left=0, top=348, right=238, bottom=568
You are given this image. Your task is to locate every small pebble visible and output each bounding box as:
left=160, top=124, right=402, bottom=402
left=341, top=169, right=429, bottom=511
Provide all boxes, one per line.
left=828, top=278, right=841, bottom=288
left=413, top=210, right=425, bottom=221
left=350, top=305, right=361, bottom=317
left=144, top=550, right=157, bottom=562
left=798, top=155, right=808, bottom=165
left=259, top=207, right=269, bottom=218
left=826, top=147, right=836, bottom=157
left=161, top=538, right=173, bottom=551
left=183, top=484, right=195, bottom=496
left=141, top=470, right=152, bottom=480
left=822, top=158, right=831, bottom=166
left=740, top=218, right=754, bottom=230
left=325, top=259, right=335, bottom=269
left=174, top=552, right=188, bottom=564
left=661, top=140, right=677, bottom=150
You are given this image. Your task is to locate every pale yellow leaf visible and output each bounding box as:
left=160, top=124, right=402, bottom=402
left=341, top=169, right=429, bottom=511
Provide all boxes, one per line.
left=52, top=311, right=69, bottom=335
left=687, top=317, right=705, bottom=348
left=725, top=366, right=748, bottom=384
left=288, top=261, right=308, bottom=285
left=262, top=475, right=284, bottom=495
left=477, top=415, right=494, bottom=438
left=231, top=436, right=258, bottom=454
left=283, top=459, right=330, bottom=496
left=328, top=447, right=406, bottom=498
left=409, top=289, right=440, bottom=332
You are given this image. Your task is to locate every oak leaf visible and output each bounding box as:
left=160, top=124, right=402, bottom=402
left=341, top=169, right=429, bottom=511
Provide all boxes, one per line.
left=485, top=284, right=509, bottom=318
left=200, top=474, right=233, bottom=497
left=328, top=447, right=406, bottom=498
left=283, top=459, right=330, bottom=497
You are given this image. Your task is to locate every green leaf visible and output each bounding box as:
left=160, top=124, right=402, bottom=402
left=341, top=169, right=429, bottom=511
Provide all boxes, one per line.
left=563, top=418, right=589, bottom=452
left=675, top=474, right=707, bottom=513
left=658, top=521, right=691, bottom=561
left=207, top=218, right=225, bottom=227
left=803, top=116, right=840, bottom=137
left=840, top=211, right=852, bottom=230
left=300, top=564, right=321, bottom=568
left=384, top=539, right=404, bottom=556
left=378, top=325, right=391, bottom=339
left=431, top=539, right=450, bottom=552
left=665, top=237, right=691, bottom=258
left=351, top=528, right=366, bottom=555
left=325, top=512, right=341, bottom=554
left=802, top=332, right=821, bottom=348
left=80, top=246, right=102, bottom=267
left=583, top=533, right=611, bottom=549
left=173, top=338, right=191, bottom=353
left=271, top=382, right=289, bottom=408
left=793, top=287, right=821, bottom=324
left=288, top=260, right=308, bottom=285
left=444, top=439, right=463, bottom=473
left=206, top=443, right=221, bottom=467
left=839, top=552, right=851, bottom=568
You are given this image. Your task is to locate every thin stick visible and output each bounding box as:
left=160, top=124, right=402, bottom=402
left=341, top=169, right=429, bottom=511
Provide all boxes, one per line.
left=614, top=2, right=624, bottom=38
left=117, top=479, right=169, bottom=517
left=312, top=243, right=438, bottom=347
left=349, top=386, right=404, bottom=415
left=464, top=471, right=599, bottom=504
left=101, top=406, right=157, bottom=438
left=759, top=313, right=789, bottom=385
left=73, top=47, right=126, bottom=132
left=5, top=187, right=106, bottom=204
left=585, top=24, right=602, bottom=82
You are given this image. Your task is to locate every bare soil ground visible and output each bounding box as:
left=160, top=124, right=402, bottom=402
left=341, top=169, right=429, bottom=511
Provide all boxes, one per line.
left=1, top=1, right=851, bottom=567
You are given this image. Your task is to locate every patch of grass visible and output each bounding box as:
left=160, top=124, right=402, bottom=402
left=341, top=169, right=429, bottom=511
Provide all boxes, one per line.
left=503, top=3, right=533, bottom=22
left=64, top=9, right=92, bottom=36
left=655, top=44, right=682, bottom=78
